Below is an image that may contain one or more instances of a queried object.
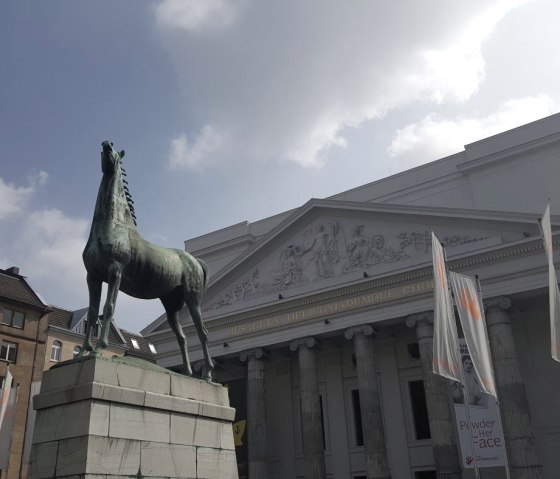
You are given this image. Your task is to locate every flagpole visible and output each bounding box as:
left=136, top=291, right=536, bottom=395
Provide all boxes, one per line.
left=443, top=244, right=481, bottom=479
left=451, top=296, right=482, bottom=479
left=475, top=275, right=511, bottom=479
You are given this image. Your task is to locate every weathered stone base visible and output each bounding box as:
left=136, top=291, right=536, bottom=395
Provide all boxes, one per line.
left=29, top=356, right=238, bottom=479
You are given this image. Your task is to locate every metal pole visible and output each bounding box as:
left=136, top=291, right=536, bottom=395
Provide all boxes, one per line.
left=455, top=340, right=482, bottom=479
left=476, top=275, right=511, bottom=479
left=443, top=244, right=481, bottom=479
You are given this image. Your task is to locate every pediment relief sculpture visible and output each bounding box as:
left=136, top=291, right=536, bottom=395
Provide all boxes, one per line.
left=206, top=220, right=489, bottom=311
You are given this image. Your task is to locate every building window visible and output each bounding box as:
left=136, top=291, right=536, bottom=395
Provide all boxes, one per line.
left=51, top=341, right=62, bottom=362
left=0, top=341, right=18, bottom=362
left=409, top=380, right=431, bottom=440
left=148, top=343, right=157, bottom=354
left=351, top=389, right=364, bottom=446
left=1, top=308, right=25, bottom=328
left=73, top=346, right=82, bottom=358
left=130, top=338, right=140, bottom=349
left=319, top=394, right=326, bottom=450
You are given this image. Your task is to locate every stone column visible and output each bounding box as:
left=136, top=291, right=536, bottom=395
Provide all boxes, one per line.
left=344, top=325, right=390, bottom=479
left=406, top=312, right=462, bottom=479
left=289, top=337, right=326, bottom=479
left=240, top=348, right=268, bottom=479
left=485, top=297, right=543, bottom=479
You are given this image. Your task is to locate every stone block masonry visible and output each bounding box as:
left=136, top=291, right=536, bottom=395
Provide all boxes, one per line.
left=29, top=356, right=238, bottom=479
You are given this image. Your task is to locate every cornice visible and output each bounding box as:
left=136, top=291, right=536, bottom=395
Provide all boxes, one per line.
left=150, top=235, right=552, bottom=345
left=459, top=131, right=560, bottom=172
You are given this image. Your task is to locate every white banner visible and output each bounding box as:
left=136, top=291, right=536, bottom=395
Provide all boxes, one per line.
left=431, top=232, right=462, bottom=382
left=452, top=340, right=505, bottom=469
left=0, top=368, right=12, bottom=429
left=448, top=271, right=497, bottom=397
left=541, top=203, right=560, bottom=362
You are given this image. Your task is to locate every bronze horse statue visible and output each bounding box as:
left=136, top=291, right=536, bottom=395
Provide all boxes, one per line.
left=81, top=141, right=214, bottom=380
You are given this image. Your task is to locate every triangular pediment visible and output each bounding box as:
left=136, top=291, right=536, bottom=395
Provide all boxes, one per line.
left=202, top=200, right=550, bottom=314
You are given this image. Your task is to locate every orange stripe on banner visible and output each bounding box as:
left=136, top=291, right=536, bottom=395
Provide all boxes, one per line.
left=457, top=288, right=481, bottom=321
left=436, top=260, right=446, bottom=283
left=433, top=357, right=459, bottom=373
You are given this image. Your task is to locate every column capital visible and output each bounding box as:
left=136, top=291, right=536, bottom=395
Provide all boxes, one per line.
left=289, top=336, right=317, bottom=352
left=485, top=296, right=512, bottom=312
left=405, top=311, right=434, bottom=329
left=344, top=324, right=374, bottom=340
left=240, top=348, right=266, bottom=362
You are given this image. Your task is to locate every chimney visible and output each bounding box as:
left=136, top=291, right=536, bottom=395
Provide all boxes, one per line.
left=6, top=266, right=20, bottom=275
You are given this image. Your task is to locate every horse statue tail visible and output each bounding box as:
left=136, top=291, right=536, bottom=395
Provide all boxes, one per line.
left=197, top=257, right=209, bottom=289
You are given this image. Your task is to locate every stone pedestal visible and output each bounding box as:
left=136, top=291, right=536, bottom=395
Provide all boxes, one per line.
left=29, top=356, right=238, bottom=479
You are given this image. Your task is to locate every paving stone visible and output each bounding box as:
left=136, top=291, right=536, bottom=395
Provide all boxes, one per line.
left=199, top=401, right=236, bottom=422
left=109, top=404, right=170, bottom=443
left=41, top=360, right=95, bottom=393
left=114, top=362, right=171, bottom=395
left=86, top=436, right=140, bottom=476
left=197, top=448, right=238, bottom=479
left=193, top=417, right=223, bottom=448
left=140, top=442, right=196, bottom=477
left=170, top=411, right=196, bottom=445
left=33, top=400, right=109, bottom=444
left=220, top=422, right=235, bottom=451
left=56, top=436, right=88, bottom=476
left=170, top=374, right=228, bottom=406
left=92, top=382, right=145, bottom=407
left=145, top=390, right=199, bottom=415
left=29, top=440, right=58, bottom=479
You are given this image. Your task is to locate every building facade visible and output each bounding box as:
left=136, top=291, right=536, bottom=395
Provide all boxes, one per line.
left=0, top=269, right=157, bottom=479
left=0, top=267, right=50, bottom=479
left=143, top=114, right=560, bottom=479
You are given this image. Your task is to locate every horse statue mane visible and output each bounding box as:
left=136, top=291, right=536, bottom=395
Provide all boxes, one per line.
left=81, top=141, right=214, bottom=380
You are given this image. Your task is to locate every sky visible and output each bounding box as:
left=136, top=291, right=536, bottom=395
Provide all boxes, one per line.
left=1, top=0, right=560, bottom=333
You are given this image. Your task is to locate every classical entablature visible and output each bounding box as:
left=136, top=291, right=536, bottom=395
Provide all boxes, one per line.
left=144, top=199, right=559, bottom=366
left=202, top=200, right=543, bottom=308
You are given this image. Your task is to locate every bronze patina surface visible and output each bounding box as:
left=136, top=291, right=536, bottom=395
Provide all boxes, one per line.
left=81, top=141, right=214, bottom=380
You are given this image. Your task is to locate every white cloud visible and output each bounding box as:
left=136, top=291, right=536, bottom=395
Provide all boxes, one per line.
left=0, top=173, right=164, bottom=332
left=0, top=171, right=48, bottom=219
left=169, top=124, right=226, bottom=169
left=20, top=209, right=89, bottom=298
left=155, top=0, right=528, bottom=168
left=406, top=0, right=527, bottom=104
left=154, top=0, right=238, bottom=32
left=388, top=95, right=553, bottom=163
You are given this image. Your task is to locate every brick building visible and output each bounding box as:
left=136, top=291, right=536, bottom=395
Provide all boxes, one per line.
left=0, top=267, right=50, bottom=479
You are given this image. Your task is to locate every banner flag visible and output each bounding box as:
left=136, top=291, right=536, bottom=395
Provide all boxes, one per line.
left=0, top=368, right=12, bottom=430
left=431, top=232, right=462, bottom=382
left=452, top=339, right=505, bottom=469
left=449, top=271, right=497, bottom=397
left=541, top=203, right=560, bottom=362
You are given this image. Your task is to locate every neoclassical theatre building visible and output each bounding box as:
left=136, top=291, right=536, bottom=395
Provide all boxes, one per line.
left=143, top=114, right=560, bottom=479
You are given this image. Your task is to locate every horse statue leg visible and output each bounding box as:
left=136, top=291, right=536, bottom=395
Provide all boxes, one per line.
left=94, top=262, right=122, bottom=355
left=81, top=273, right=102, bottom=355
left=185, top=294, right=214, bottom=381
left=161, top=292, right=193, bottom=376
